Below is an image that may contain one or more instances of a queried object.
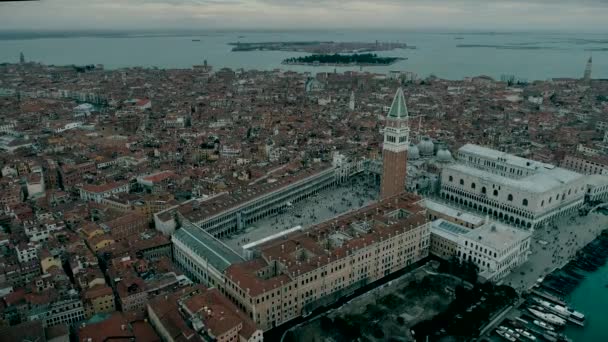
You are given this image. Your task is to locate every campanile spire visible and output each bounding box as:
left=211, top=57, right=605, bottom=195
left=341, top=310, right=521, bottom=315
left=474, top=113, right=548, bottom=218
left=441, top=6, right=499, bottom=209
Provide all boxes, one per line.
left=380, top=87, right=410, bottom=199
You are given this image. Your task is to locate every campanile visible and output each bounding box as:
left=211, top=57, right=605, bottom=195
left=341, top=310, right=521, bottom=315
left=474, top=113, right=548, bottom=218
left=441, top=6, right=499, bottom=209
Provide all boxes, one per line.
left=380, top=87, right=410, bottom=199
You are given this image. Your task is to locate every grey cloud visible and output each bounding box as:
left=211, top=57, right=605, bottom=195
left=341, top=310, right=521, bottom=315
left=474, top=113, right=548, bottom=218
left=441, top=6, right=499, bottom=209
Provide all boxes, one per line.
left=0, top=0, right=607, bottom=31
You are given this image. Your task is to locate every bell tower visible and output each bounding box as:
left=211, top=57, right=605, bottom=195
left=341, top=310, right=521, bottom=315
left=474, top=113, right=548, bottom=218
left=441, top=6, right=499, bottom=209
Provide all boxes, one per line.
left=380, top=87, right=410, bottom=199
left=583, top=55, right=592, bottom=82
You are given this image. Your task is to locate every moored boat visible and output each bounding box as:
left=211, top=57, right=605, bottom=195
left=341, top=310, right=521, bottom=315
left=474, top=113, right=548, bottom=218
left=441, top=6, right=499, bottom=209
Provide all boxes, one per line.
left=532, top=318, right=555, bottom=331
left=531, top=298, right=585, bottom=326
left=528, top=308, right=566, bottom=326
left=496, top=328, right=518, bottom=342
left=515, top=328, right=537, bottom=341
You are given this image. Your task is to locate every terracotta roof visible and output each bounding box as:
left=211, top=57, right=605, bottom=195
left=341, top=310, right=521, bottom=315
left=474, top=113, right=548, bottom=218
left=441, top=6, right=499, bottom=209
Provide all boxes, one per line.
left=226, top=193, right=427, bottom=297
left=182, top=288, right=243, bottom=337
left=142, top=171, right=176, bottom=183
left=147, top=285, right=258, bottom=341
left=80, top=181, right=127, bottom=193
left=84, top=284, right=113, bottom=300
left=136, top=99, right=150, bottom=107
left=131, top=320, right=160, bottom=342
left=78, top=312, right=133, bottom=342
left=178, top=163, right=332, bottom=223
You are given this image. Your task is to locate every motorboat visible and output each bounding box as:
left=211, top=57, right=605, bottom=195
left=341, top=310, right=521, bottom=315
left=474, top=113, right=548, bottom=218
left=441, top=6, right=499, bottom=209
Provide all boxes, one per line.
left=533, top=318, right=555, bottom=331
left=528, top=308, right=566, bottom=327
left=515, top=328, right=537, bottom=341
left=533, top=297, right=585, bottom=323
left=496, top=329, right=517, bottom=342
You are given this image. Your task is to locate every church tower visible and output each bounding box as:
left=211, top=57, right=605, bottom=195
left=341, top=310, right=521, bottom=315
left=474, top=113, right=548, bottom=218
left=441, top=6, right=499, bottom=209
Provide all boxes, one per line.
left=583, top=56, right=592, bottom=82
left=380, top=87, right=410, bottom=199
left=349, top=90, right=355, bottom=111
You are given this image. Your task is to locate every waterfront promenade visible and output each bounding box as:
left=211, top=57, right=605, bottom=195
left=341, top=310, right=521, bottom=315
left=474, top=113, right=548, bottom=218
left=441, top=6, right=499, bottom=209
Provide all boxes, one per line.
left=503, top=211, right=608, bottom=292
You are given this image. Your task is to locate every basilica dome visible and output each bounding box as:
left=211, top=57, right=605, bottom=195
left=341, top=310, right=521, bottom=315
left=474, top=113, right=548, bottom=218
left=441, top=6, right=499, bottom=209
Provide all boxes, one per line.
left=418, top=136, right=435, bottom=156
left=408, top=143, right=420, bottom=160
left=437, top=148, right=453, bottom=163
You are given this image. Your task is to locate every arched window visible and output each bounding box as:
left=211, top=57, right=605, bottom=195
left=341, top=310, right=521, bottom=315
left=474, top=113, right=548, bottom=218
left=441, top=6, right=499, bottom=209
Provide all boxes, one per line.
left=481, top=187, right=486, bottom=194
left=541, top=200, right=544, bottom=207
left=522, top=199, right=528, bottom=206
left=471, top=183, right=476, bottom=189
left=549, top=197, right=552, bottom=204
left=449, top=176, right=453, bottom=182
left=507, top=194, right=513, bottom=201
left=493, top=190, right=498, bottom=196
left=460, top=179, right=464, bottom=185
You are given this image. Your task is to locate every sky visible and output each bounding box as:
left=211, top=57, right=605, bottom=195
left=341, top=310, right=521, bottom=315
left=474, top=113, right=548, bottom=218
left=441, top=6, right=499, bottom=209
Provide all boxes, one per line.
left=0, top=0, right=608, bottom=32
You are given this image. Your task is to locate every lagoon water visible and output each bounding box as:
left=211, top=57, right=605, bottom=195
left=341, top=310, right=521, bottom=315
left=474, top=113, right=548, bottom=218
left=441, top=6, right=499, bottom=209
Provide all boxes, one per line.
left=564, top=261, right=608, bottom=342
left=0, top=30, right=607, bottom=80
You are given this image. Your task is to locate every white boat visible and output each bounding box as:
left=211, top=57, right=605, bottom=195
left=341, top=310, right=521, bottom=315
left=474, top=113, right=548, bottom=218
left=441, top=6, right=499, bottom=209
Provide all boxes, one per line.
left=496, top=329, right=518, bottom=342
left=528, top=308, right=566, bottom=326
left=515, top=328, right=537, bottom=341
left=533, top=319, right=555, bottom=331
left=534, top=298, right=585, bottom=323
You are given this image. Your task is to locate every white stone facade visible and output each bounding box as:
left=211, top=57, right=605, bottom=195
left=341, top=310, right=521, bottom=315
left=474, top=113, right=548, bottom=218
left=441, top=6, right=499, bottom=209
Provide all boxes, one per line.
left=440, top=144, right=586, bottom=229
left=16, top=242, right=38, bottom=263
left=79, top=182, right=130, bottom=203
left=431, top=218, right=531, bottom=282
left=457, top=221, right=531, bottom=281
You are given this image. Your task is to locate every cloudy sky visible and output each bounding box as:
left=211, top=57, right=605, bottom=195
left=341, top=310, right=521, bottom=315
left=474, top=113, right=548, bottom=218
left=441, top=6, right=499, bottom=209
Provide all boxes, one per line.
left=0, top=0, right=607, bottom=31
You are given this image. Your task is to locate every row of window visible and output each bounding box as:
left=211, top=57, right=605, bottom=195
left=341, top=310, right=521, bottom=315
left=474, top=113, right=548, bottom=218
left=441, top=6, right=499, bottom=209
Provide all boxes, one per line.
left=449, top=176, right=530, bottom=206
left=450, top=176, right=583, bottom=208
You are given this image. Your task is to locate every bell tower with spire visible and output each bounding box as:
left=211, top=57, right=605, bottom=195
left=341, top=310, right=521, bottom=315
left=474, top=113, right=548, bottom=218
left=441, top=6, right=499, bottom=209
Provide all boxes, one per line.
left=380, top=87, right=410, bottom=199
left=349, top=90, right=355, bottom=111
left=583, top=55, right=592, bottom=82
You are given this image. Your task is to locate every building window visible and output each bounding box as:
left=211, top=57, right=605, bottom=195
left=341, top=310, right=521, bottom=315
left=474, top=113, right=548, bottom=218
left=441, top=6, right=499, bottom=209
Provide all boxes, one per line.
left=460, top=179, right=464, bottom=185
left=481, top=187, right=486, bottom=194
left=449, top=176, right=453, bottom=182
left=471, top=183, right=476, bottom=189
left=507, top=194, right=513, bottom=201
left=541, top=200, right=544, bottom=207
left=522, top=199, right=528, bottom=206
left=493, top=190, right=498, bottom=196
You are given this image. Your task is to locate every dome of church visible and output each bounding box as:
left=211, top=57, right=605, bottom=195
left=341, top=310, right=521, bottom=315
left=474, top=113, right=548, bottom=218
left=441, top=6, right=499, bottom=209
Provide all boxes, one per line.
left=418, top=136, right=435, bottom=156
left=408, top=144, right=420, bottom=160
left=437, top=148, right=453, bottom=163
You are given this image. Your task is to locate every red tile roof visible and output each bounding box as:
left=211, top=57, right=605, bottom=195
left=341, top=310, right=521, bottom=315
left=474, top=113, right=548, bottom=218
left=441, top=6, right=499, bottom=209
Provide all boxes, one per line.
left=80, top=181, right=127, bottom=193
left=226, top=193, right=427, bottom=297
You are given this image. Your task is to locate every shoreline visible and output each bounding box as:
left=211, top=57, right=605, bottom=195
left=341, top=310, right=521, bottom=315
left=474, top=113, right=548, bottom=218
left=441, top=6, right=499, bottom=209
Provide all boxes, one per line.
left=503, top=212, right=608, bottom=294
left=536, top=228, right=608, bottom=297
left=281, top=58, right=406, bottom=67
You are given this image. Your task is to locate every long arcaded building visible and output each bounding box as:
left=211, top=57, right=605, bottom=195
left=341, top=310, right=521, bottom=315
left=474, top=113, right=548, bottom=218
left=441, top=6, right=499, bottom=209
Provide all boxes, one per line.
left=440, top=144, right=587, bottom=229
left=173, top=193, right=430, bottom=331
left=155, top=157, right=366, bottom=238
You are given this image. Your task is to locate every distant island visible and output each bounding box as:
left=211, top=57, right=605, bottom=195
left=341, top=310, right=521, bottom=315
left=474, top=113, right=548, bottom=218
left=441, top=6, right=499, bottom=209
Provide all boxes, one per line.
left=282, top=53, right=405, bottom=66
left=230, top=41, right=412, bottom=53
left=456, top=44, right=556, bottom=50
